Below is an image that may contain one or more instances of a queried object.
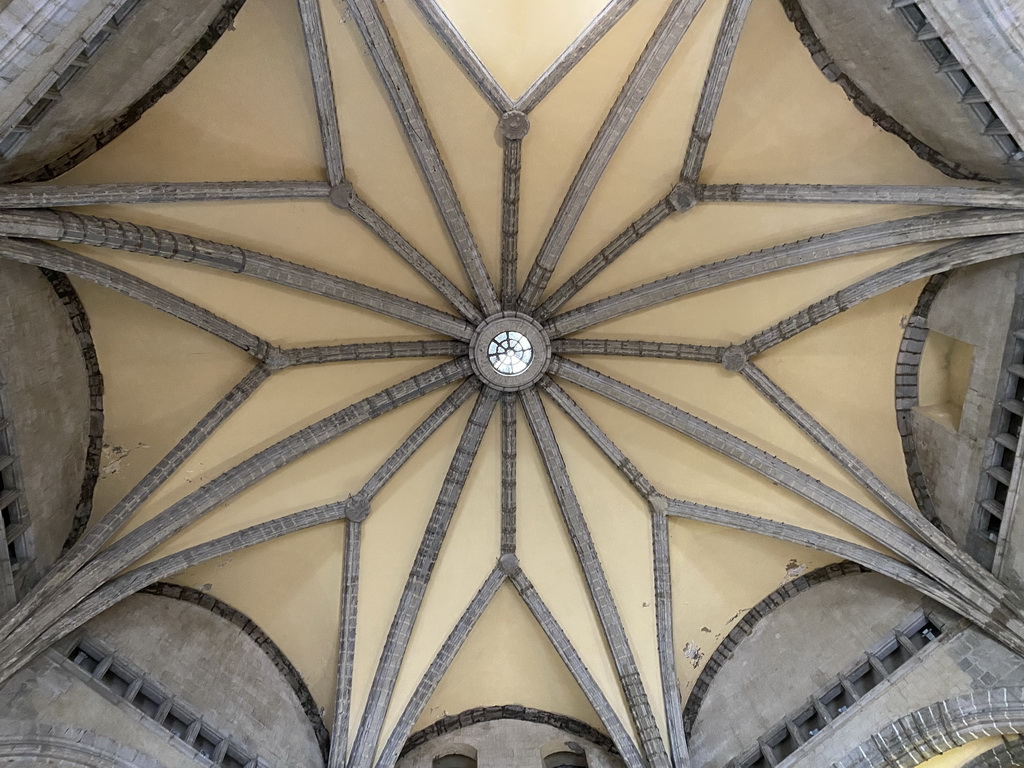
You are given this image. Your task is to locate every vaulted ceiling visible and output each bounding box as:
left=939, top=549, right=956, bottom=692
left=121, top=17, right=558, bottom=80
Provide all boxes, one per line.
left=2, top=1, right=1024, bottom=766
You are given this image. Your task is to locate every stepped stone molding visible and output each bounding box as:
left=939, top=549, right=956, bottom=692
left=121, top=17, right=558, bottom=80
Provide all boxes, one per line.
left=11, top=0, right=249, bottom=183
left=777, top=0, right=984, bottom=181
left=401, top=706, right=619, bottom=758
left=40, top=269, right=104, bottom=554
left=962, top=737, right=1024, bottom=767
left=140, top=582, right=330, bottom=762
left=0, top=721, right=168, bottom=768
left=682, top=562, right=868, bottom=737
left=833, top=688, right=1024, bottom=767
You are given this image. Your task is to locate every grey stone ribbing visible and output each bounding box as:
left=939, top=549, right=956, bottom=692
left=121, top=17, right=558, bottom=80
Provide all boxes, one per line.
left=832, top=689, right=1024, bottom=768
left=545, top=209, right=1024, bottom=337
left=700, top=183, right=1024, bottom=208
left=501, top=135, right=522, bottom=310
left=329, top=519, right=361, bottom=768
left=0, top=208, right=474, bottom=339
left=962, top=738, right=1024, bottom=768
left=552, top=338, right=724, bottom=363
left=344, top=0, right=499, bottom=316
left=347, top=389, right=497, bottom=768
left=0, top=360, right=472, bottom=683
left=534, top=199, right=674, bottom=321
left=501, top=394, right=517, bottom=555
left=652, top=508, right=688, bottom=768
left=549, top=357, right=1013, bottom=619
left=517, top=0, right=706, bottom=310
left=407, top=0, right=512, bottom=113
left=0, top=362, right=272, bottom=647
left=514, top=0, right=642, bottom=113
left=739, top=360, right=1024, bottom=621
left=0, top=181, right=330, bottom=207
left=347, top=193, right=482, bottom=322
left=680, top=0, right=753, bottom=183
left=745, top=233, right=1024, bottom=353
left=539, top=377, right=658, bottom=499
left=506, top=564, right=646, bottom=768
left=0, top=237, right=274, bottom=357
left=282, top=340, right=466, bottom=367
left=519, top=388, right=670, bottom=768
left=297, top=0, right=346, bottom=185
left=14, top=381, right=483, bottom=676
left=372, top=567, right=506, bottom=768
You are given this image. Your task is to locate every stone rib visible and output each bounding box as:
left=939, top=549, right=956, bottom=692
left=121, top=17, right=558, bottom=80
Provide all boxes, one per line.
left=537, top=378, right=685, bottom=763
left=740, top=361, right=1024, bottom=621
left=373, top=567, right=506, bottom=768
left=517, top=0, right=707, bottom=311
left=0, top=208, right=474, bottom=339
left=745, top=233, right=1024, bottom=353
left=283, top=340, right=467, bottom=367
left=507, top=564, right=646, bottom=768
left=662, top=497, right=1024, bottom=655
left=347, top=193, right=482, bottom=322
left=546, top=209, right=1024, bottom=337
left=0, top=362, right=272, bottom=646
left=347, top=389, right=497, bottom=768
left=700, top=183, right=1024, bottom=209
left=501, top=394, right=517, bottom=555
left=297, top=0, right=346, bottom=185
left=550, top=357, right=1009, bottom=616
left=329, top=519, right=361, bottom=768
left=0, top=237, right=273, bottom=357
left=519, top=388, right=670, bottom=768
left=552, top=338, right=724, bottom=364
left=0, top=360, right=472, bottom=681
left=345, top=0, right=499, bottom=315
left=407, top=0, right=512, bottom=113
left=0, top=181, right=330, bottom=207
left=501, top=136, right=522, bottom=310
left=535, top=199, right=674, bottom=321
left=680, top=0, right=754, bottom=183
left=515, top=0, right=642, bottom=114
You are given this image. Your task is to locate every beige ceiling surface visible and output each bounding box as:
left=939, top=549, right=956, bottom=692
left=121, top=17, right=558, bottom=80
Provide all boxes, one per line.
left=49, top=0, right=969, bottom=752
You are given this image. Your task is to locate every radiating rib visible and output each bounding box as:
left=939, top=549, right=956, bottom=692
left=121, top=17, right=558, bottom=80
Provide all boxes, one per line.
left=515, top=0, right=642, bottom=114
left=549, top=357, right=1008, bottom=615
left=0, top=209, right=474, bottom=339
left=700, top=183, right=1024, bottom=209
left=501, top=136, right=523, bottom=310
left=0, top=237, right=273, bottom=357
left=662, top=498, right=1024, bottom=655
left=283, top=340, right=466, bottom=367
left=373, top=567, right=506, bottom=768
left=538, top=378, right=685, bottom=762
left=517, top=0, right=707, bottom=311
left=408, top=0, right=512, bottom=113
left=297, top=0, right=346, bottom=185
left=740, top=361, right=1024, bottom=620
left=553, top=338, right=724, bottom=364
left=535, top=199, right=674, bottom=320
left=0, top=181, right=330, bottom=207
left=680, top=0, right=754, bottom=183
left=0, top=362, right=272, bottom=646
left=519, top=388, right=670, bottom=768
left=345, top=0, right=499, bottom=315
left=501, top=394, right=517, bottom=555
left=347, top=193, right=482, bottom=322
left=348, top=389, right=497, bottom=768
left=539, top=377, right=657, bottom=499
left=0, top=360, right=472, bottom=676
left=546, top=209, right=1024, bottom=337
left=745, top=233, right=1024, bottom=354
left=329, top=519, right=361, bottom=768
left=507, top=563, right=646, bottom=768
